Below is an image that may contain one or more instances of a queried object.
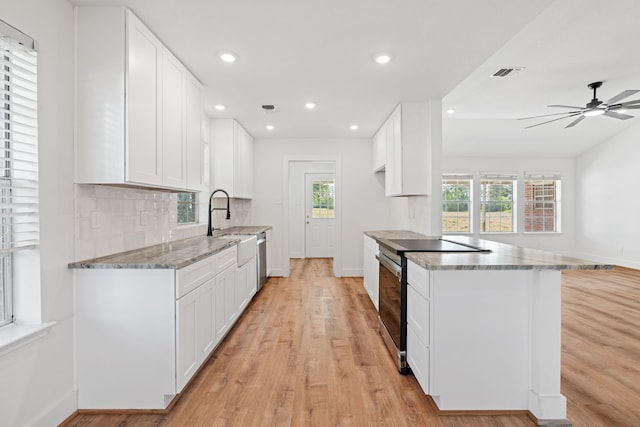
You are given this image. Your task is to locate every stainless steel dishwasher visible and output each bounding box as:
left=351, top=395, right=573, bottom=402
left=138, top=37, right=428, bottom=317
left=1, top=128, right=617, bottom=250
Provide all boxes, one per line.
left=256, top=231, right=267, bottom=291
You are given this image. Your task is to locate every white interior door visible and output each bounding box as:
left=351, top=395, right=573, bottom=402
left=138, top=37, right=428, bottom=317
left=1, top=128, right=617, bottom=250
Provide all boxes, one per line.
left=305, top=173, right=335, bottom=258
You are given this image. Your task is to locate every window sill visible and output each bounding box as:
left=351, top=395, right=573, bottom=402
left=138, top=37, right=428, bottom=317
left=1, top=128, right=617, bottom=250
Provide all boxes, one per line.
left=0, top=322, right=55, bottom=358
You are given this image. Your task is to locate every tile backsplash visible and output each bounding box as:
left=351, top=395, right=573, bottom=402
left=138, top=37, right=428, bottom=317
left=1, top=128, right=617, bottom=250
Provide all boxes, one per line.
left=75, top=185, right=252, bottom=261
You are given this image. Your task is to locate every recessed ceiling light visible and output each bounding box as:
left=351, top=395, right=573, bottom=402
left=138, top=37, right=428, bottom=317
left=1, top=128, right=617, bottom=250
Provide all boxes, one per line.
left=374, top=53, right=392, bottom=64
left=349, top=124, right=359, bottom=130
left=215, top=104, right=226, bottom=111
left=305, top=102, right=316, bottom=110
left=446, top=109, right=455, bottom=114
left=266, top=125, right=275, bottom=131
left=218, top=51, right=237, bottom=63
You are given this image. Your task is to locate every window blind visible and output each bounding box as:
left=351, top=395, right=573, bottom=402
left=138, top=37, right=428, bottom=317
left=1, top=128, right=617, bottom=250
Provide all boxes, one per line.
left=1, top=31, right=39, bottom=255
left=524, top=172, right=561, bottom=181
left=442, top=173, right=473, bottom=181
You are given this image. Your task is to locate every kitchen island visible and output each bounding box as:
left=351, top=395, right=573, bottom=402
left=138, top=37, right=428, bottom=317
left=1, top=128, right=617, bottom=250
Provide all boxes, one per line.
left=69, top=226, right=271, bottom=411
left=364, top=231, right=613, bottom=426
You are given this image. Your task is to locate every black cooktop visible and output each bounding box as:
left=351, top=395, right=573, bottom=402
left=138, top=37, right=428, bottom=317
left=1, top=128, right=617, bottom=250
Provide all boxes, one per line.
left=385, top=238, right=490, bottom=254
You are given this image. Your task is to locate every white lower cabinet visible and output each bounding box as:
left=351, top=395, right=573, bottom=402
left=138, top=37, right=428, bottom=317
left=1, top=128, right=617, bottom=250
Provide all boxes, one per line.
left=363, top=235, right=379, bottom=309
left=76, top=245, right=250, bottom=410
left=236, top=256, right=257, bottom=313
left=406, top=260, right=431, bottom=395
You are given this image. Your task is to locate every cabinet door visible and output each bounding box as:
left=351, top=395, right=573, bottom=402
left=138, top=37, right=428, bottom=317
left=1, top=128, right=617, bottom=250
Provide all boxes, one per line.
left=214, top=270, right=228, bottom=342
left=266, top=229, right=272, bottom=277
left=385, top=106, right=403, bottom=196
left=161, top=50, right=187, bottom=188
left=197, top=279, right=216, bottom=361
left=186, top=73, right=206, bottom=191
left=224, top=266, right=238, bottom=325
left=176, top=289, right=198, bottom=392
left=126, top=11, right=163, bottom=186
left=372, top=126, right=386, bottom=173
left=247, top=256, right=257, bottom=299
left=236, top=262, right=249, bottom=313
left=234, top=121, right=253, bottom=199
left=363, top=235, right=379, bottom=309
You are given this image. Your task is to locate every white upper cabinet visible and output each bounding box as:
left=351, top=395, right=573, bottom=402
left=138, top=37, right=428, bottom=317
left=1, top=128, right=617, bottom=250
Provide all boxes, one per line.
left=161, top=50, right=187, bottom=189
left=382, top=103, right=431, bottom=197
left=211, top=119, right=254, bottom=199
left=186, top=73, right=207, bottom=192
left=75, top=7, right=203, bottom=191
left=372, top=124, right=386, bottom=173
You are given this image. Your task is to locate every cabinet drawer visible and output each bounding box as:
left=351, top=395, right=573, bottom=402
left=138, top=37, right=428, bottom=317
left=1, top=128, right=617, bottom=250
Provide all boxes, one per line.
left=176, top=255, right=215, bottom=299
left=216, top=246, right=237, bottom=274
left=407, top=284, right=429, bottom=347
left=407, top=260, right=429, bottom=299
left=407, top=323, right=429, bottom=395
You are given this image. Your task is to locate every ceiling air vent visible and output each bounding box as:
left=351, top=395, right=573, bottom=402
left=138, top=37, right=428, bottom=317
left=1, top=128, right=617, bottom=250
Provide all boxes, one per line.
left=261, top=104, right=277, bottom=113
left=491, top=67, right=523, bottom=78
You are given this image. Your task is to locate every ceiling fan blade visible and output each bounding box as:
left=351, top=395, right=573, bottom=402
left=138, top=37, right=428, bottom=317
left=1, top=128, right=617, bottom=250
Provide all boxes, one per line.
left=517, top=111, right=580, bottom=120
left=548, top=104, right=583, bottom=109
left=525, top=112, right=581, bottom=129
left=621, top=99, right=640, bottom=106
left=565, top=115, right=585, bottom=128
left=604, top=111, right=634, bottom=120
left=606, top=90, right=640, bottom=105
left=621, top=105, right=640, bottom=110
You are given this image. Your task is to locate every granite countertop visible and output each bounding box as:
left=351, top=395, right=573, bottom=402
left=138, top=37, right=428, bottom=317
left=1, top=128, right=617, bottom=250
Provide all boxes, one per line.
left=69, top=225, right=272, bottom=270
left=220, top=225, right=271, bottom=235
left=365, top=230, right=614, bottom=271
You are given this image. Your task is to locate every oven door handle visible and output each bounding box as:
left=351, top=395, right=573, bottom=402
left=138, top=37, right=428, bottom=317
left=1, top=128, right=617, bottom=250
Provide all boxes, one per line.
left=376, top=253, right=402, bottom=280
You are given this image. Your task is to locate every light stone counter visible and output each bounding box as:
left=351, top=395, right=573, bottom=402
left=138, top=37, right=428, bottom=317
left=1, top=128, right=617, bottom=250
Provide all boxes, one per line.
left=365, top=230, right=613, bottom=271
left=407, top=235, right=614, bottom=271
left=68, top=225, right=272, bottom=269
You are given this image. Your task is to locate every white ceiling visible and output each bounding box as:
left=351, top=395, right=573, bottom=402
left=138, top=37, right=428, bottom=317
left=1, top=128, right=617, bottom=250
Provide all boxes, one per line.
left=69, top=0, right=640, bottom=158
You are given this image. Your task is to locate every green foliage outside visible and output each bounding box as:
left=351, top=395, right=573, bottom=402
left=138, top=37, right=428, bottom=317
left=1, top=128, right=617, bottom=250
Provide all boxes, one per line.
left=312, top=181, right=335, bottom=218
left=177, top=192, right=197, bottom=224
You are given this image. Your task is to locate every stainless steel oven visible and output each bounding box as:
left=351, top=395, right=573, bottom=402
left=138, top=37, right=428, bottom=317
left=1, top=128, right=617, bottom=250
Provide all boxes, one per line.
left=376, top=247, right=409, bottom=373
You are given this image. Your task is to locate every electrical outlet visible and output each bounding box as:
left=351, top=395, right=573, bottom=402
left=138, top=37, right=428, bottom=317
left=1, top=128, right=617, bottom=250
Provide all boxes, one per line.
left=90, top=212, right=100, bottom=229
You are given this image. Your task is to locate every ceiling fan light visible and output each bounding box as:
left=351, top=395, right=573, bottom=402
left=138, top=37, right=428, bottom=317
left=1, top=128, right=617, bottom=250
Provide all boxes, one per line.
left=584, top=109, right=605, bottom=117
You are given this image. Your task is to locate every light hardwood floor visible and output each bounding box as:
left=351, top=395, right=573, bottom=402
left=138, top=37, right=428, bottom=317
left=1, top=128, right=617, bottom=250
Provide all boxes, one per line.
left=64, top=260, right=640, bottom=427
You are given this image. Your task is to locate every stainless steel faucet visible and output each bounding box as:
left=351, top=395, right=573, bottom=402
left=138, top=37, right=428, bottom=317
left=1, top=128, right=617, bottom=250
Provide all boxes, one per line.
left=207, top=189, right=231, bottom=236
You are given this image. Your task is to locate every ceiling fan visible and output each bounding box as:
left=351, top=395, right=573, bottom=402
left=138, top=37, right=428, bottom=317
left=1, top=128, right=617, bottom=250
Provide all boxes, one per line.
left=519, top=81, right=640, bottom=129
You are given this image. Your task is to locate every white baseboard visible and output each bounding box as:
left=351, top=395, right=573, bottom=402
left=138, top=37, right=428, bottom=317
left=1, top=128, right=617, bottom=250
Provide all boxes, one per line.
left=341, top=268, right=363, bottom=277
left=30, top=389, right=77, bottom=427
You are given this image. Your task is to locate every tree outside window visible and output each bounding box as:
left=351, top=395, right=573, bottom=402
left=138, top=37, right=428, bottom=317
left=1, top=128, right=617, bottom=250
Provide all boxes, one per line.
left=177, top=192, right=197, bottom=224
left=480, top=176, right=516, bottom=232
left=311, top=179, right=335, bottom=218
left=442, top=175, right=472, bottom=232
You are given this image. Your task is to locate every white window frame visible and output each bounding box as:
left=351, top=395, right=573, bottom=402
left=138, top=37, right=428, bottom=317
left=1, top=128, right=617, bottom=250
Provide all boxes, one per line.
left=524, top=173, right=561, bottom=233
left=176, top=192, right=198, bottom=225
left=479, top=173, right=517, bottom=234
left=442, top=173, right=473, bottom=233
left=1, top=21, right=39, bottom=329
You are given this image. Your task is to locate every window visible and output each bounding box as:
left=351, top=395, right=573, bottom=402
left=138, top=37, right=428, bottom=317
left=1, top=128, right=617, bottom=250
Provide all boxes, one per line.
left=524, top=174, right=561, bottom=233
left=1, top=25, right=39, bottom=327
left=480, top=174, right=516, bottom=233
left=442, top=174, right=472, bottom=233
left=177, top=192, right=197, bottom=224
left=311, top=178, right=335, bottom=218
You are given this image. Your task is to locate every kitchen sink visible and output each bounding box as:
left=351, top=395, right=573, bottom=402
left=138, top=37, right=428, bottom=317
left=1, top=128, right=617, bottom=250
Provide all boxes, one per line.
left=218, top=234, right=257, bottom=266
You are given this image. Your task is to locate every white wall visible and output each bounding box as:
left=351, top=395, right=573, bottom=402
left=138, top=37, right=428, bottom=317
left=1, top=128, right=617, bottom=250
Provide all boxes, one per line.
left=252, top=138, right=391, bottom=277
left=442, top=156, right=576, bottom=253
left=0, top=0, right=77, bottom=425
left=575, top=121, right=640, bottom=268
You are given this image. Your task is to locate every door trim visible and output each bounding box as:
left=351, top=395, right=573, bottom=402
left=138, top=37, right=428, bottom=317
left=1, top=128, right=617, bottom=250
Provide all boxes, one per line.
left=282, top=157, right=342, bottom=277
